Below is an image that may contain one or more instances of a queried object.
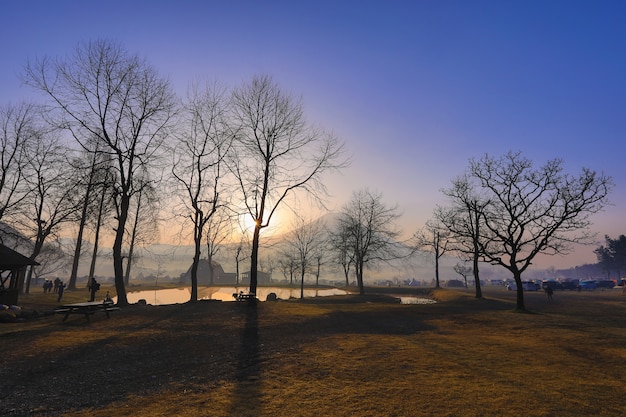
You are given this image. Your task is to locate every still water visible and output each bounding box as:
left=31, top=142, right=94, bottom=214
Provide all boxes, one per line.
left=116, top=287, right=436, bottom=306
left=119, top=286, right=349, bottom=305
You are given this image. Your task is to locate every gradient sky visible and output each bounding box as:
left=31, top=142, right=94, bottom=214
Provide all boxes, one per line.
left=1, top=0, right=625, bottom=269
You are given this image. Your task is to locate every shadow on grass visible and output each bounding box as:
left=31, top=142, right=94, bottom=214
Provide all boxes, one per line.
left=228, top=301, right=262, bottom=415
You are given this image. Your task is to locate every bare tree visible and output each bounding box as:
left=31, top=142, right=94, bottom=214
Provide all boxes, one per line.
left=469, top=151, right=613, bottom=310
left=205, top=209, right=233, bottom=285
left=435, top=174, right=489, bottom=298
left=67, top=140, right=109, bottom=290
left=24, top=40, right=176, bottom=305
left=124, top=175, right=159, bottom=286
left=0, top=102, right=35, bottom=223
left=17, top=131, right=82, bottom=293
left=328, top=221, right=353, bottom=286
left=230, top=75, right=347, bottom=296
left=336, top=189, right=404, bottom=295
left=453, top=262, right=472, bottom=288
left=414, top=219, right=452, bottom=289
left=282, top=216, right=327, bottom=299
left=171, top=81, right=232, bottom=301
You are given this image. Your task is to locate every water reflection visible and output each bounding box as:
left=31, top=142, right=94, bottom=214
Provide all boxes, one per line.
left=118, top=286, right=350, bottom=305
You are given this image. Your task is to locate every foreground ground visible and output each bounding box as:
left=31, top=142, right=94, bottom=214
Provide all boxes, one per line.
left=1, top=285, right=625, bottom=416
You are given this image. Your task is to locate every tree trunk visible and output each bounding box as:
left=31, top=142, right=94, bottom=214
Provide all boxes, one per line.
left=434, top=251, right=440, bottom=288
left=249, top=223, right=261, bottom=295
left=473, top=250, right=482, bottom=298
left=113, top=196, right=130, bottom=306
left=68, top=192, right=90, bottom=290
left=513, top=271, right=525, bottom=311
left=88, top=184, right=107, bottom=286
left=300, top=266, right=305, bottom=299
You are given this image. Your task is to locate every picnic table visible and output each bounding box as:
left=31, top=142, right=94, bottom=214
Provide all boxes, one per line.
left=55, top=301, right=119, bottom=322
left=232, top=292, right=256, bottom=302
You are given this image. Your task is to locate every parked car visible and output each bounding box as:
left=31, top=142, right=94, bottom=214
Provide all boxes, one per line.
left=595, top=280, right=616, bottom=289
left=560, top=280, right=579, bottom=290
left=542, top=280, right=563, bottom=290
left=578, top=280, right=596, bottom=290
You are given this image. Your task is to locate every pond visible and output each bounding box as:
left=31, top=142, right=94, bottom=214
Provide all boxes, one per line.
left=116, top=286, right=350, bottom=305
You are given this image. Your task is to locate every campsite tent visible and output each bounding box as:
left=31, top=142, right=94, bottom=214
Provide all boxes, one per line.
left=0, top=244, right=38, bottom=305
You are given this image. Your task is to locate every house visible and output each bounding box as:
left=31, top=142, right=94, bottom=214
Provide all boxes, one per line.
left=239, top=270, right=272, bottom=285
left=0, top=244, right=38, bottom=305
left=180, top=259, right=238, bottom=285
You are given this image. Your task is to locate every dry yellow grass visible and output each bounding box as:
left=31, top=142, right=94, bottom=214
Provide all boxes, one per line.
left=2, top=285, right=625, bottom=416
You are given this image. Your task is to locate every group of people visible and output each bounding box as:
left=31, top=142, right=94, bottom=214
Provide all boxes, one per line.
left=42, top=277, right=103, bottom=303
left=42, top=277, right=66, bottom=302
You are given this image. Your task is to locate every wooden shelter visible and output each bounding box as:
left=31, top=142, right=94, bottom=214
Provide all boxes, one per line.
left=0, top=244, right=38, bottom=305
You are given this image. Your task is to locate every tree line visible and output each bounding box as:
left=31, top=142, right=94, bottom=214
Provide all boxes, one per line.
left=1, top=40, right=613, bottom=311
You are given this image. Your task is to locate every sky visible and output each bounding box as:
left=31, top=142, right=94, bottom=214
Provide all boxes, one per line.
left=1, top=0, right=625, bottom=269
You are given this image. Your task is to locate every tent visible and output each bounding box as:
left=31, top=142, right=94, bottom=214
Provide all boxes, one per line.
left=0, top=244, right=38, bottom=305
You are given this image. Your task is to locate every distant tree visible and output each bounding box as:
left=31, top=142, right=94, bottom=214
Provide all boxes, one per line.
left=453, top=262, right=472, bottom=288
left=436, top=174, right=489, bottom=298
left=594, top=235, right=626, bottom=280
left=25, top=39, right=176, bottom=305
left=278, top=250, right=298, bottom=285
left=414, top=219, right=452, bottom=289
left=336, top=189, right=404, bottom=295
left=328, top=221, right=353, bottom=286
left=230, top=75, right=347, bottom=296
left=282, top=216, right=327, bottom=298
left=469, top=151, right=612, bottom=311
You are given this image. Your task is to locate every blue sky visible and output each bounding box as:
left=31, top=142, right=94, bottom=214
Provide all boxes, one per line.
left=1, top=1, right=625, bottom=268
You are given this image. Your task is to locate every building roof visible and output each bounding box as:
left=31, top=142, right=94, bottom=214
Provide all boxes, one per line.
left=0, top=244, right=38, bottom=269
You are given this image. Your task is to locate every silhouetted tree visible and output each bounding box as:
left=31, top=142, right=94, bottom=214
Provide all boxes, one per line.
left=469, top=151, right=612, bottom=311
left=230, top=75, right=347, bottom=296
left=171, top=81, right=233, bottom=301
left=436, top=174, right=489, bottom=298
left=414, top=219, right=452, bottom=289
left=594, top=235, right=626, bottom=280
left=25, top=40, right=176, bottom=305
left=336, top=189, right=403, bottom=295
left=0, top=102, right=33, bottom=224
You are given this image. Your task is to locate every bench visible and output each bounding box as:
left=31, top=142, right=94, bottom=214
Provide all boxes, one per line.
left=56, top=301, right=120, bottom=322
left=232, top=292, right=256, bottom=302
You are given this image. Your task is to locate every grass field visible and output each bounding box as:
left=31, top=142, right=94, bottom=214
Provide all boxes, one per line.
left=2, top=285, right=625, bottom=416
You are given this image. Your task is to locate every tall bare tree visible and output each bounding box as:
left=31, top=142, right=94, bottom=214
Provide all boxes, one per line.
left=24, top=40, right=176, bottom=305
left=230, top=75, right=346, bottom=296
left=335, top=189, right=403, bottom=295
left=18, top=131, right=81, bottom=293
left=123, top=175, right=159, bottom=286
left=469, top=151, right=612, bottom=310
left=67, top=140, right=109, bottom=290
left=171, top=81, right=232, bottom=301
left=0, top=102, right=34, bottom=224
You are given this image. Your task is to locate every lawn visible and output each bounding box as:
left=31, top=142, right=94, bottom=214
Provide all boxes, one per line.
left=1, top=285, right=625, bottom=416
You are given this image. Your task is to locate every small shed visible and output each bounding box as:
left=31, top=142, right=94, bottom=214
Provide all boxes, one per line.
left=0, top=244, right=38, bottom=305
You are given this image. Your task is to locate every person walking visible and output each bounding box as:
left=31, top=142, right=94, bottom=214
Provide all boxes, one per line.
left=57, top=281, right=66, bottom=302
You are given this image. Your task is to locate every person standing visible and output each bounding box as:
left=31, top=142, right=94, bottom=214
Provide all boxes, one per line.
left=89, top=278, right=100, bottom=302
left=57, top=281, right=66, bottom=302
